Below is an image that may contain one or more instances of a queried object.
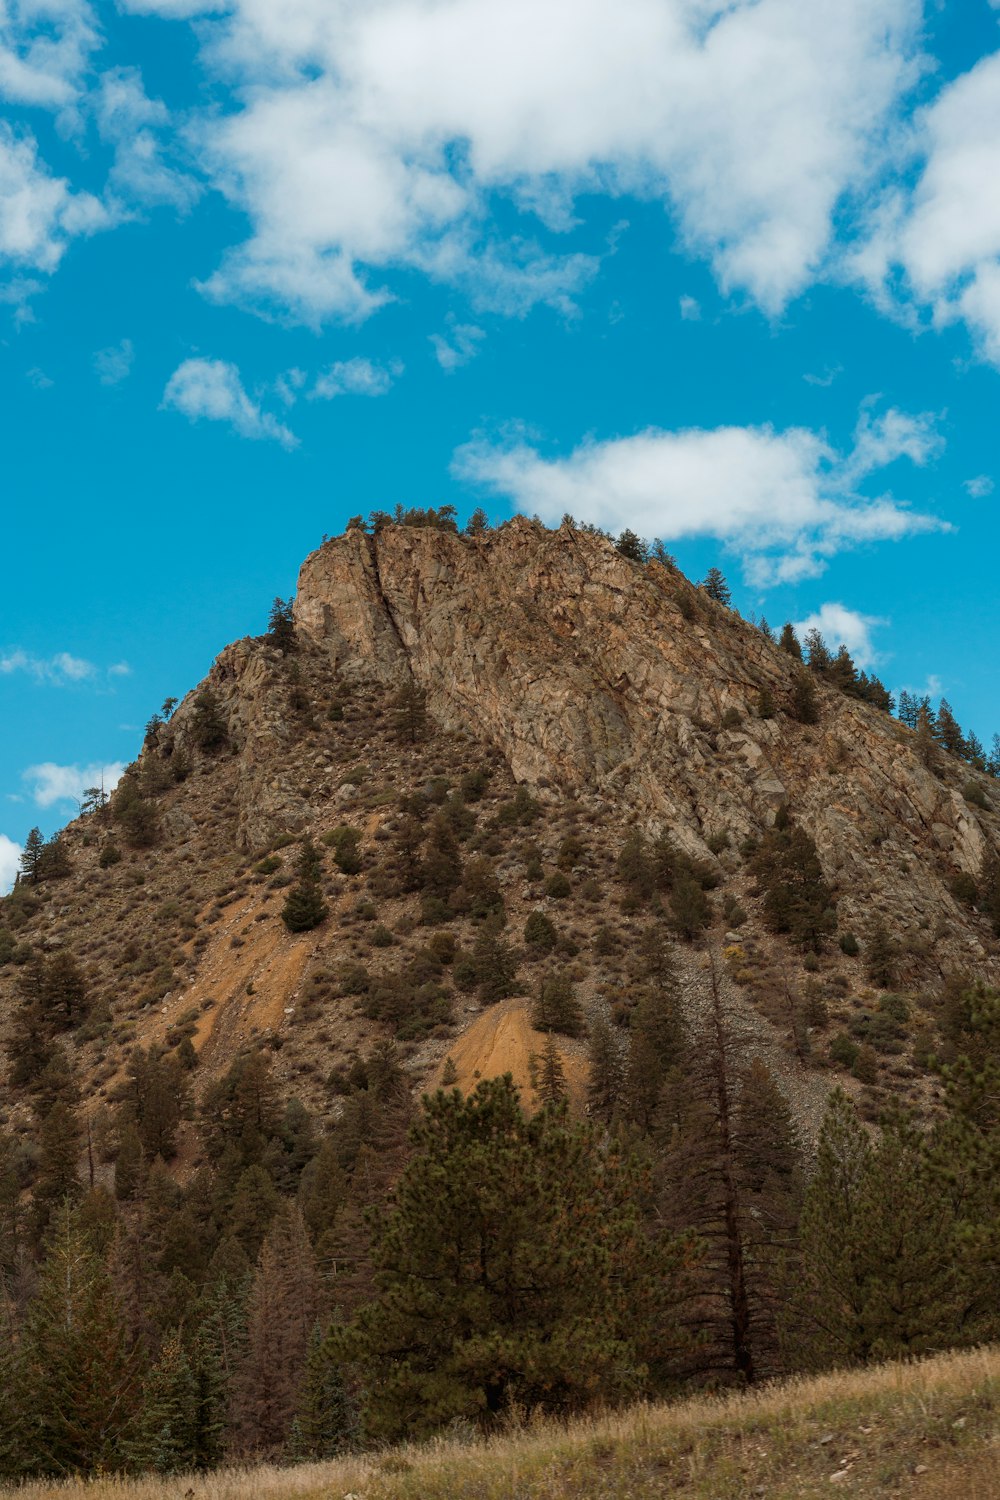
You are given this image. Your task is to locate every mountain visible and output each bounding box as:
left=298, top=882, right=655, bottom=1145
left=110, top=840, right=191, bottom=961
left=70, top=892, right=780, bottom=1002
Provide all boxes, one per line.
left=2, top=514, right=999, bottom=1476
left=2, top=516, right=998, bottom=1132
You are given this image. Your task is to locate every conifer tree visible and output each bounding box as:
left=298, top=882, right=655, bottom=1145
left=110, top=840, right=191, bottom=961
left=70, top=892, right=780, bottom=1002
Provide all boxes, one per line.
left=531, top=969, right=584, bottom=1036
left=935, top=698, right=966, bottom=758
left=779, top=623, right=802, bottom=659
left=21, top=1205, right=138, bottom=1474
left=897, top=689, right=918, bottom=729
left=392, top=679, right=428, bottom=743
left=127, top=1330, right=198, bottom=1474
left=791, top=669, right=819, bottom=724
left=534, top=1033, right=567, bottom=1106
left=19, top=826, right=45, bottom=884
left=669, top=872, right=710, bottom=939
left=266, top=597, right=297, bottom=652
left=865, top=917, right=898, bottom=989
left=701, top=567, right=731, bottom=605
left=234, top=1204, right=319, bottom=1456
left=291, top=1322, right=356, bottom=1459
left=471, top=916, right=519, bottom=1003
left=587, top=1013, right=624, bottom=1123
left=281, top=837, right=328, bottom=934
left=0, top=1293, right=26, bottom=1480
left=803, top=628, right=832, bottom=675
left=191, top=688, right=228, bottom=751
left=344, top=1078, right=686, bottom=1440
left=626, top=986, right=684, bottom=1131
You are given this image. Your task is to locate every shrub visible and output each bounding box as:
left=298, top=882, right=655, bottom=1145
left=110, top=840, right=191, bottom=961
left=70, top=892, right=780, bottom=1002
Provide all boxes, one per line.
left=839, top=931, right=860, bottom=956
left=544, top=871, right=572, bottom=900
left=964, top=780, right=988, bottom=809
left=829, top=1032, right=859, bottom=1068
left=99, top=841, right=122, bottom=869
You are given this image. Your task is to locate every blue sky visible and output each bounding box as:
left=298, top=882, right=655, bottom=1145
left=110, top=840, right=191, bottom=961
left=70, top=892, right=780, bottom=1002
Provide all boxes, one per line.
left=3, top=0, right=1000, bottom=887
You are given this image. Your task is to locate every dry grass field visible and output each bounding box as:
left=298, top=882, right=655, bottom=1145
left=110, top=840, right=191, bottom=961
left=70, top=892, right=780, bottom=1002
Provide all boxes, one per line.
left=7, top=1345, right=999, bottom=1500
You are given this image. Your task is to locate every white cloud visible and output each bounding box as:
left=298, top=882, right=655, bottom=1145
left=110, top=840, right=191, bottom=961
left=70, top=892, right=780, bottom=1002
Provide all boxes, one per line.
left=0, top=833, right=21, bottom=894
left=162, top=357, right=298, bottom=447
left=841, top=405, right=942, bottom=484
left=0, top=648, right=97, bottom=683
left=803, top=365, right=842, bottom=388
left=125, top=0, right=923, bottom=325
left=23, top=761, right=126, bottom=809
left=793, top=603, right=886, bottom=668
left=455, top=404, right=947, bottom=585
left=108, top=660, right=132, bottom=676
left=94, top=338, right=134, bottom=385
left=95, top=67, right=199, bottom=211
left=0, top=0, right=100, bottom=116
left=311, top=356, right=402, bottom=400
left=858, top=49, right=1000, bottom=365
left=678, top=295, right=700, bottom=321
left=430, top=320, right=485, bottom=371
left=964, top=475, right=994, bottom=499
left=26, top=365, right=53, bottom=389
left=0, top=122, right=107, bottom=274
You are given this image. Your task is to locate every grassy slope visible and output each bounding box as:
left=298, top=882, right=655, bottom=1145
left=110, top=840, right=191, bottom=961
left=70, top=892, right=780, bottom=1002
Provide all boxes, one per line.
left=8, top=1346, right=999, bottom=1500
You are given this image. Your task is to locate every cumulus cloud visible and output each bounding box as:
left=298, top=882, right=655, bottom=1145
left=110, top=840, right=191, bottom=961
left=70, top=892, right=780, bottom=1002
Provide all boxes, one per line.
left=793, top=603, right=886, bottom=668
left=120, top=0, right=924, bottom=325
left=23, top=761, right=126, bottom=809
left=678, top=295, right=701, bottom=321
left=162, top=358, right=297, bottom=447
left=857, top=50, right=1000, bottom=365
left=0, top=122, right=107, bottom=275
left=0, top=833, right=21, bottom=894
left=455, top=405, right=948, bottom=585
left=311, top=356, right=402, bottom=400
left=93, top=338, right=134, bottom=385
left=0, top=648, right=97, bottom=683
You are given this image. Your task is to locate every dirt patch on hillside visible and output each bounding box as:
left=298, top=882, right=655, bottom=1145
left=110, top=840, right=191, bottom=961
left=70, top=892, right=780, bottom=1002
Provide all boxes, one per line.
left=426, top=996, right=589, bottom=1110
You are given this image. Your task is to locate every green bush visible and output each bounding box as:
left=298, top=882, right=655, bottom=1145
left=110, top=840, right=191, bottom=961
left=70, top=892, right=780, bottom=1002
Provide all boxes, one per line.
left=829, top=1032, right=859, bottom=1068
left=544, top=871, right=572, bottom=900
left=524, top=910, right=557, bottom=954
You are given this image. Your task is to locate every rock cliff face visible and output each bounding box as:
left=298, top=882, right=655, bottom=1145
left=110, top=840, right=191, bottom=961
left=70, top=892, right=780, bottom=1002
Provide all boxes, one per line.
left=292, top=520, right=998, bottom=977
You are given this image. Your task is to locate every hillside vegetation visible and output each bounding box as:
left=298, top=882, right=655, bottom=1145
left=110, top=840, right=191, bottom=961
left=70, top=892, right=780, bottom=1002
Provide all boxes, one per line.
left=1, top=515, right=1000, bottom=1480
left=7, top=1345, right=999, bottom=1500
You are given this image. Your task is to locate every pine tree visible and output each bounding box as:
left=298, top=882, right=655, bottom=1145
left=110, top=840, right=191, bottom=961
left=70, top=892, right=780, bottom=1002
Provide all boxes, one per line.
left=626, top=986, right=684, bottom=1131
left=828, top=644, right=859, bottom=696
left=0, top=1293, right=26, bottom=1480
left=615, top=529, right=647, bottom=563
left=803, top=628, right=831, bottom=675
left=343, top=1078, right=686, bottom=1440
left=751, top=814, right=836, bottom=952
left=191, top=688, right=228, bottom=751
left=21, top=1205, right=138, bottom=1474
left=534, top=1033, right=567, bottom=1106
left=587, top=1013, right=624, bottom=1123
left=291, top=1322, right=356, bottom=1459
left=40, top=950, right=89, bottom=1031
left=30, top=1098, right=83, bottom=1244
left=281, top=837, right=328, bottom=934
left=779, top=623, right=802, bottom=659
left=266, top=597, right=297, bottom=652
left=392, top=679, right=428, bottom=743
left=935, top=698, right=966, bottom=758
left=897, top=689, right=918, bottom=729
left=127, top=1330, right=198, bottom=1474
left=865, top=917, right=898, bottom=989
left=471, top=917, right=519, bottom=1003
left=791, top=669, right=819, bottom=724
left=669, top=872, right=710, bottom=940
left=701, top=567, right=731, bottom=605
left=532, top=969, right=584, bottom=1036
left=233, top=1204, right=319, bottom=1457
left=19, top=827, right=45, bottom=884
